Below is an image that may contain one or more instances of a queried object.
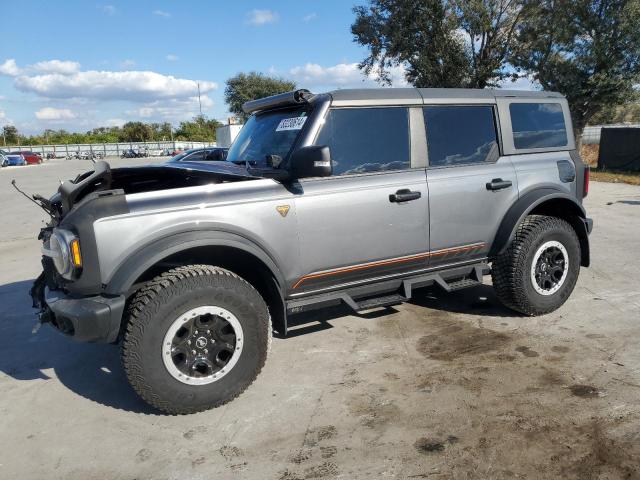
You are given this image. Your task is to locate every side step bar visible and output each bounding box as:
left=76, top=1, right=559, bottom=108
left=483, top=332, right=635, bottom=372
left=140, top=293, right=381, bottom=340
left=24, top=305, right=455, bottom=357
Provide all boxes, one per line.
left=287, top=262, right=488, bottom=315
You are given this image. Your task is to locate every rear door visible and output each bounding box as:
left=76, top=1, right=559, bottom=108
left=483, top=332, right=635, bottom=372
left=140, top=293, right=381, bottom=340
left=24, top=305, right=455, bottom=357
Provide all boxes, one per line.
left=424, top=105, right=518, bottom=266
left=292, top=106, right=430, bottom=295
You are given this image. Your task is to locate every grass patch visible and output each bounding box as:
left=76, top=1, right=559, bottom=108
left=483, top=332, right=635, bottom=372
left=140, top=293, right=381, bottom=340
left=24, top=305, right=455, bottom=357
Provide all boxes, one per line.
left=589, top=168, right=640, bottom=186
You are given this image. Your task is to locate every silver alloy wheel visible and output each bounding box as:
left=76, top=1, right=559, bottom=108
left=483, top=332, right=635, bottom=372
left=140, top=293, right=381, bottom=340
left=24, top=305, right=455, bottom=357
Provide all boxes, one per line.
left=530, top=240, right=569, bottom=296
left=162, top=306, right=243, bottom=385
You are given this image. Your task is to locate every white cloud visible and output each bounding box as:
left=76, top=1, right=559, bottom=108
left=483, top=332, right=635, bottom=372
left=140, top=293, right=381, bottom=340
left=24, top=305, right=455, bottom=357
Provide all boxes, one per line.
left=35, top=107, right=76, bottom=120
left=153, top=9, right=171, bottom=18
left=289, top=62, right=408, bottom=89
left=15, top=70, right=217, bottom=103
left=302, top=13, right=317, bottom=22
left=246, top=9, right=278, bottom=26
left=120, top=59, right=136, bottom=68
left=166, top=54, right=179, bottom=62
left=126, top=95, right=214, bottom=121
left=0, top=109, right=5, bottom=120
left=105, top=118, right=126, bottom=127
left=32, top=60, right=80, bottom=75
left=101, top=5, right=116, bottom=15
left=0, top=59, right=22, bottom=76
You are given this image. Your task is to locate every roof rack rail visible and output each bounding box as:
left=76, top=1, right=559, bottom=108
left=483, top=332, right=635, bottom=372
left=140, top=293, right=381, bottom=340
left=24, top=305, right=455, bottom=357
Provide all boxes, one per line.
left=242, top=89, right=314, bottom=114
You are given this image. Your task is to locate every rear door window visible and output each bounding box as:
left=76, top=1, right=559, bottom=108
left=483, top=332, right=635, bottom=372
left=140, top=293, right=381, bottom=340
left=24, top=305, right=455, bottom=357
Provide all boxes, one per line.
left=423, top=106, right=499, bottom=167
left=509, top=103, right=567, bottom=149
left=183, top=151, right=205, bottom=162
left=315, top=107, right=410, bottom=175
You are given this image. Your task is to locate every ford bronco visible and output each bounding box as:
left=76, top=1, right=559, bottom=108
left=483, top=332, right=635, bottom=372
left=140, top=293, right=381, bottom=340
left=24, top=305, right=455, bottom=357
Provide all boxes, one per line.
left=30, top=88, right=592, bottom=414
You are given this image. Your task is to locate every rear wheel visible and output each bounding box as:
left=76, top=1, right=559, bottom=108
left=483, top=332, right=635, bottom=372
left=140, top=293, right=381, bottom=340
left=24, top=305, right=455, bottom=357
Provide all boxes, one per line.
left=492, top=215, right=581, bottom=315
left=122, top=265, right=270, bottom=414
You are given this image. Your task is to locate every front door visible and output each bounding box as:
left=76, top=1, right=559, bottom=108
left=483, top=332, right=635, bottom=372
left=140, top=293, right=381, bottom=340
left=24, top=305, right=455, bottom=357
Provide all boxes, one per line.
left=423, top=105, right=519, bottom=266
left=291, top=106, right=429, bottom=295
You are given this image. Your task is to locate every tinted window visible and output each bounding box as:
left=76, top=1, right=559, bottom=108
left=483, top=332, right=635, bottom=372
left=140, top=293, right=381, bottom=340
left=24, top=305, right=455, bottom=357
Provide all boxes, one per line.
left=183, top=151, right=205, bottom=162
left=315, top=107, right=410, bottom=175
left=423, top=106, right=498, bottom=167
left=509, top=103, right=567, bottom=149
left=226, top=108, right=308, bottom=167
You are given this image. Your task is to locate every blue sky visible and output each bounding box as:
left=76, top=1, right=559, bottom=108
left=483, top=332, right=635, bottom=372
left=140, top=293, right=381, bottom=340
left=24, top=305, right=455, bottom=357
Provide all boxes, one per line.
left=0, top=1, right=531, bottom=135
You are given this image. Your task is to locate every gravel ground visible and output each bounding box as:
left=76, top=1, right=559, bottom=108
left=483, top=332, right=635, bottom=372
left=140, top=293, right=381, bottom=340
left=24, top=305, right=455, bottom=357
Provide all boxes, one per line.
left=0, top=158, right=639, bottom=479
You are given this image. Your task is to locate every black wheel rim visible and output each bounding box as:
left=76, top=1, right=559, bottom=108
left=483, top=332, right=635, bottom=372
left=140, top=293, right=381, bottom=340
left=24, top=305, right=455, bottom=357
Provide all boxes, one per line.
left=162, top=306, right=243, bottom=385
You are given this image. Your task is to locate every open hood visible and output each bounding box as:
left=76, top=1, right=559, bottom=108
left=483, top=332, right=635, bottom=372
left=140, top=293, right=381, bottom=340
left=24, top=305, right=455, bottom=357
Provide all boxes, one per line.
left=56, top=161, right=259, bottom=215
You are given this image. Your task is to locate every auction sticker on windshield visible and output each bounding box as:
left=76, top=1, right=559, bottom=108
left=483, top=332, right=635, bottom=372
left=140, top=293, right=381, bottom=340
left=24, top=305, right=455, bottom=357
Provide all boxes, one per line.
left=276, top=116, right=307, bottom=131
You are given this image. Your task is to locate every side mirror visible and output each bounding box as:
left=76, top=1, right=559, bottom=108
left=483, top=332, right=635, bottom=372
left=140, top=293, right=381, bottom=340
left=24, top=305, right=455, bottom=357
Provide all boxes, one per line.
left=290, top=145, right=332, bottom=179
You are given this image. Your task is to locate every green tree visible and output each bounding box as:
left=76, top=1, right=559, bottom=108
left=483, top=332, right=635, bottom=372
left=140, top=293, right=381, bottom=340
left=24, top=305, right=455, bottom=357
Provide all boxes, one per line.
left=590, top=99, right=640, bottom=124
left=174, top=115, right=222, bottom=142
left=3, top=125, right=19, bottom=145
left=118, top=122, right=154, bottom=142
left=512, top=0, right=640, bottom=141
left=225, top=72, right=296, bottom=121
left=351, top=0, right=526, bottom=88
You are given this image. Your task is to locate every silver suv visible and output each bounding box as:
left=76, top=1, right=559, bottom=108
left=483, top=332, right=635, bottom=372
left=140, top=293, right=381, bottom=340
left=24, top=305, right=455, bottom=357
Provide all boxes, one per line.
left=31, top=88, right=592, bottom=414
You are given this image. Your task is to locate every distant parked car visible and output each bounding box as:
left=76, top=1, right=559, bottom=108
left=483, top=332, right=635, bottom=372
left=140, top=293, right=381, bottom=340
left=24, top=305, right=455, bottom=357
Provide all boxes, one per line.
left=11, top=151, right=43, bottom=165
left=0, top=152, right=8, bottom=167
left=147, top=148, right=167, bottom=157
left=169, top=147, right=228, bottom=163
left=4, top=154, right=27, bottom=166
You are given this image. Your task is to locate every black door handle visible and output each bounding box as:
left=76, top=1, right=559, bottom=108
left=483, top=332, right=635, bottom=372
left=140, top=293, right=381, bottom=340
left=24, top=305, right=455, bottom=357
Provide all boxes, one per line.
left=486, top=178, right=513, bottom=191
left=389, top=189, right=422, bottom=203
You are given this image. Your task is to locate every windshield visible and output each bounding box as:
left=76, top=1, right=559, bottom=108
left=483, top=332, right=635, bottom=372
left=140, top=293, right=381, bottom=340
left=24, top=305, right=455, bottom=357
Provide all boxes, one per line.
left=226, top=107, right=309, bottom=167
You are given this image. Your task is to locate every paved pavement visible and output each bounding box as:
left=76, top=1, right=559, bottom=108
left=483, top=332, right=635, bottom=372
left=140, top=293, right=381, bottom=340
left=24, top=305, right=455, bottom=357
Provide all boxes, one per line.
left=0, top=159, right=639, bottom=479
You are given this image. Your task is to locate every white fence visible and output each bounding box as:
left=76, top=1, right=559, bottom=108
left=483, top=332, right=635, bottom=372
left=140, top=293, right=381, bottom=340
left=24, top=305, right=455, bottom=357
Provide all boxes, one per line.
left=1, top=141, right=217, bottom=158
left=582, top=123, right=640, bottom=145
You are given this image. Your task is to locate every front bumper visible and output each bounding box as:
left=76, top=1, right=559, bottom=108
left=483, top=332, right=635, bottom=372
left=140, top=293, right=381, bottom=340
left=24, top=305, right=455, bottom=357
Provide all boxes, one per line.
left=31, top=274, right=125, bottom=343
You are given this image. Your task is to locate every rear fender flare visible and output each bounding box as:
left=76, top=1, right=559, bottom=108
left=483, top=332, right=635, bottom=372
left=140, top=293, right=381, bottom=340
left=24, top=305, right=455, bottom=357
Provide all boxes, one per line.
left=490, top=188, right=589, bottom=265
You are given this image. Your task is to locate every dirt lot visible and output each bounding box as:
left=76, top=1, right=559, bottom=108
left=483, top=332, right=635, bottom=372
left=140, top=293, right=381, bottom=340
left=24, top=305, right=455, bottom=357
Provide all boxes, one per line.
left=0, top=159, right=639, bottom=479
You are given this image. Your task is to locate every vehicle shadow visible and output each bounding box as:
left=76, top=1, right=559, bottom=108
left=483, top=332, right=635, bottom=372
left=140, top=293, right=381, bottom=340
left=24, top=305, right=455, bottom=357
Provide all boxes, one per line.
left=0, top=279, right=517, bottom=414
left=0, top=279, right=155, bottom=414
left=408, top=284, right=522, bottom=318
left=283, top=283, right=520, bottom=338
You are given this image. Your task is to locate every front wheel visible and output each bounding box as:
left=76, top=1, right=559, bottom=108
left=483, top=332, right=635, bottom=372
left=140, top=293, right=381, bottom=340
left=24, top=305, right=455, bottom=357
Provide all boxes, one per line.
left=492, top=215, right=581, bottom=316
left=122, top=265, right=271, bottom=414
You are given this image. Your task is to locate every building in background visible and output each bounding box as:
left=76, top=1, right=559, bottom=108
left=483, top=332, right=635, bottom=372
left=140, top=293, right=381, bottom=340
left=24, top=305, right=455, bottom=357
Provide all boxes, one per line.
left=216, top=118, right=243, bottom=148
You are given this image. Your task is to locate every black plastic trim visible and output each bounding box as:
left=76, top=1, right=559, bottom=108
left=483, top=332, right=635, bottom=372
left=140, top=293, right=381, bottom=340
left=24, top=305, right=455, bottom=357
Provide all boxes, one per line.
left=45, top=289, right=125, bottom=343
left=59, top=189, right=129, bottom=296
left=104, top=230, right=285, bottom=297
left=490, top=188, right=590, bottom=265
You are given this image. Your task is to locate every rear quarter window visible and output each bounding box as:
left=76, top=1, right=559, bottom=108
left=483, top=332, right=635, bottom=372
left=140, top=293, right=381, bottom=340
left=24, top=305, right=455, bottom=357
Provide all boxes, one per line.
left=509, top=103, right=568, bottom=149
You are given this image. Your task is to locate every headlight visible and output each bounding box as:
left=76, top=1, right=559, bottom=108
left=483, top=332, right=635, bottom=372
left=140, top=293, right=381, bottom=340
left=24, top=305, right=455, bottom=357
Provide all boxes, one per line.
left=43, top=229, right=82, bottom=279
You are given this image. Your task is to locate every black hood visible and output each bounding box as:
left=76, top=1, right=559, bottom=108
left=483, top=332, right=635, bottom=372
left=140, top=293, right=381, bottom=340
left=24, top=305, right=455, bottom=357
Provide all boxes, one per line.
left=56, top=160, right=259, bottom=215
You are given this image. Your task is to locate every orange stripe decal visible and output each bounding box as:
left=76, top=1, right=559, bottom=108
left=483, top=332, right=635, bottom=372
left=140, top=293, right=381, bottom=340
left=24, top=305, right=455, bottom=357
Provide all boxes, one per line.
left=292, top=242, right=485, bottom=289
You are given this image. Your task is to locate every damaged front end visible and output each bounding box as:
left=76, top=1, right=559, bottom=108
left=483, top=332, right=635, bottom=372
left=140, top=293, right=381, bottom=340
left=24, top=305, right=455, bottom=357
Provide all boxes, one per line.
left=28, top=160, right=258, bottom=341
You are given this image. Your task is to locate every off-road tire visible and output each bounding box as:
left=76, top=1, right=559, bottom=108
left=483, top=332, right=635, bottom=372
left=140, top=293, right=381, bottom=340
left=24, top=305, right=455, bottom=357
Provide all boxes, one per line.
left=122, top=265, right=271, bottom=414
left=492, top=215, right=581, bottom=316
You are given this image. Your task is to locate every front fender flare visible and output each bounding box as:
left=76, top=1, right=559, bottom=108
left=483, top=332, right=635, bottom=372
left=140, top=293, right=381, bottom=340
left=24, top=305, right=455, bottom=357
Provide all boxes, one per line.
left=103, top=230, right=286, bottom=296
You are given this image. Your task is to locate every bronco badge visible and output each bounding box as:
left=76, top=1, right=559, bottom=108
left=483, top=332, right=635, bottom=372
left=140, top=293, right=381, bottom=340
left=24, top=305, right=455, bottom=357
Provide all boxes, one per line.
left=276, top=205, right=290, bottom=217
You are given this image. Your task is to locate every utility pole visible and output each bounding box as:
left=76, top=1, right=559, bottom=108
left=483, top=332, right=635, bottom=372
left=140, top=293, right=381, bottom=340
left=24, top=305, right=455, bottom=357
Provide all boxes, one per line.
left=2, top=128, right=5, bottom=147
left=197, top=83, right=203, bottom=117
